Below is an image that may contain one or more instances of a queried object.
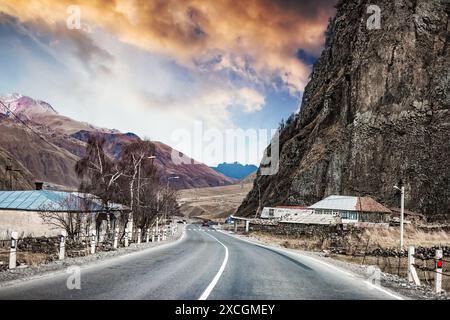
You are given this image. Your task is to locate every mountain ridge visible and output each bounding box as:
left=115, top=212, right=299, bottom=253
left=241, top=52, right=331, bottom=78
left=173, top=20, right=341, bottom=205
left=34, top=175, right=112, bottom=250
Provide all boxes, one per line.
left=0, top=94, right=234, bottom=190
left=210, top=162, right=257, bottom=180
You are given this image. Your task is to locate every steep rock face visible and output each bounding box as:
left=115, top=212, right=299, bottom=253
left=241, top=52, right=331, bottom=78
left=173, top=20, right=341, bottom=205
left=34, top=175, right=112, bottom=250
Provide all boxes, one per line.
left=238, top=0, right=450, bottom=218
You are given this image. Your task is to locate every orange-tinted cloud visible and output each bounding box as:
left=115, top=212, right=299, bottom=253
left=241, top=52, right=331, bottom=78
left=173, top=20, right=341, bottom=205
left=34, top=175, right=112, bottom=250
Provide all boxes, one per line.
left=0, top=0, right=336, bottom=94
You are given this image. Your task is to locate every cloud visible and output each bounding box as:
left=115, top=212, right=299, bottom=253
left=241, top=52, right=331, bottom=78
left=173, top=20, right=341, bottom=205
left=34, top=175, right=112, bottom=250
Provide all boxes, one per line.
left=0, top=12, right=114, bottom=75
left=235, top=87, right=265, bottom=113
left=138, top=84, right=265, bottom=129
left=0, top=0, right=336, bottom=95
left=0, top=0, right=337, bottom=166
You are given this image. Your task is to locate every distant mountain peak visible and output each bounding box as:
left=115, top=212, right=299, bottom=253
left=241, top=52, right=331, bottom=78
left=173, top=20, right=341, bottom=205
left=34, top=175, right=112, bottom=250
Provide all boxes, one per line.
left=211, top=162, right=258, bottom=180
left=0, top=93, right=58, bottom=116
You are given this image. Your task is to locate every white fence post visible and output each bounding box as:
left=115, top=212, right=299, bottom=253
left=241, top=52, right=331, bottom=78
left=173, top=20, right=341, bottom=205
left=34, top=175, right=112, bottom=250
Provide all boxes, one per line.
left=407, top=246, right=420, bottom=285
left=162, top=227, right=166, bottom=241
left=152, top=227, right=155, bottom=242
left=245, top=220, right=250, bottom=233
left=59, top=230, right=67, bottom=260
left=9, top=231, right=18, bottom=269
left=435, top=249, right=443, bottom=294
left=124, top=228, right=129, bottom=247
left=146, top=229, right=150, bottom=243
left=157, top=228, right=161, bottom=242
left=113, top=227, right=119, bottom=249
left=90, top=229, right=96, bottom=254
left=137, top=228, right=142, bottom=245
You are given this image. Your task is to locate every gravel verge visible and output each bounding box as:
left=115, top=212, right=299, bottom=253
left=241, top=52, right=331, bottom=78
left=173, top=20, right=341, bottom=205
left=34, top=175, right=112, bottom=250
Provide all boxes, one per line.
left=0, top=225, right=186, bottom=288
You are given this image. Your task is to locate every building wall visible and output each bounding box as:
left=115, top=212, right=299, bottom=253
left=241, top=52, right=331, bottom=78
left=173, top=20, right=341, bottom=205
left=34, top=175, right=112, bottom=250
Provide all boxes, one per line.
left=0, top=210, right=60, bottom=239
left=261, top=207, right=313, bottom=219
left=311, top=209, right=389, bottom=223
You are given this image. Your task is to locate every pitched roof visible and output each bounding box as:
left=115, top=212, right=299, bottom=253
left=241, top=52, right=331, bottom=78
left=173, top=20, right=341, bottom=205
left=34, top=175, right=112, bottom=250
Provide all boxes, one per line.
left=275, top=205, right=308, bottom=209
left=0, top=190, right=128, bottom=212
left=309, top=195, right=391, bottom=213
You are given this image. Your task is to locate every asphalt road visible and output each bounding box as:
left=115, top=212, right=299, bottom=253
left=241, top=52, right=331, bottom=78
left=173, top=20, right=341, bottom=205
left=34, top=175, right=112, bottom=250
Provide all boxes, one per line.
left=0, top=225, right=401, bottom=300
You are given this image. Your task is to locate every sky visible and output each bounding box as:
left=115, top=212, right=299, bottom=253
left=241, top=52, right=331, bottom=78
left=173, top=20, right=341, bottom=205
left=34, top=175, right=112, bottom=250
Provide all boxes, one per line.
left=0, top=0, right=336, bottom=166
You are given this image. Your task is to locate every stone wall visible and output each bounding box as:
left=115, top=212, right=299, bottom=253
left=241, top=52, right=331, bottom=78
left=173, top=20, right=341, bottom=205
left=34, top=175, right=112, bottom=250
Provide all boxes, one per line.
left=249, top=222, right=342, bottom=238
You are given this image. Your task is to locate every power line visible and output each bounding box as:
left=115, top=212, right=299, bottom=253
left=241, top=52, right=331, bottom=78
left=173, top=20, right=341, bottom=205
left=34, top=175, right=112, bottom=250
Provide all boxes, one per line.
left=0, top=101, right=76, bottom=162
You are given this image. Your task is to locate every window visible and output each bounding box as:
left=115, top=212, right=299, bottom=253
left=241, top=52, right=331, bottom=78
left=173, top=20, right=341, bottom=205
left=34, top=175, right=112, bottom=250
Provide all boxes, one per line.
left=341, top=211, right=358, bottom=220
left=269, top=208, right=274, bottom=217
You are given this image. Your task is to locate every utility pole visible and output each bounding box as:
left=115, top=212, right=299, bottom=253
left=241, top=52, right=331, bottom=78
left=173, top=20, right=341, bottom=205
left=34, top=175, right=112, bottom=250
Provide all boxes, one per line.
left=137, top=156, right=155, bottom=212
left=394, top=185, right=405, bottom=249
left=255, top=179, right=261, bottom=218
left=165, top=176, right=179, bottom=226
left=134, top=155, right=155, bottom=240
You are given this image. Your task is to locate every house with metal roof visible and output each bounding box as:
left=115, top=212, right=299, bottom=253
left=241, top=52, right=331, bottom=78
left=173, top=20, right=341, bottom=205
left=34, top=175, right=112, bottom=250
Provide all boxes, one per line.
left=308, top=195, right=391, bottom=224
left=0, top=190, right=129, bottom=239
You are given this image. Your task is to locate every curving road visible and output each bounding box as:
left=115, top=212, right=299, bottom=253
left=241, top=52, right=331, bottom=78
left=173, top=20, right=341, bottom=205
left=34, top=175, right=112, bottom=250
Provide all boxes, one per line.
left=0, top=225, right=401, bottom=300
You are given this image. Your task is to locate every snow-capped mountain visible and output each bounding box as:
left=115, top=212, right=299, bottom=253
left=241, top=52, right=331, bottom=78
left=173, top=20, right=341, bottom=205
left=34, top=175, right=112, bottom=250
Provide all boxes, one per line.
left=0, top=93, right=119, bottom=135
left=0, top=93, right=58, bottom=117
left=0, top=93, right=235, bottom=189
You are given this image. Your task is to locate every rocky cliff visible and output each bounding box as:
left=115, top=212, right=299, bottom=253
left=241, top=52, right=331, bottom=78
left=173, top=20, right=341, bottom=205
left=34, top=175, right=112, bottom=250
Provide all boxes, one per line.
left=237, top=0, right=450, bottom=219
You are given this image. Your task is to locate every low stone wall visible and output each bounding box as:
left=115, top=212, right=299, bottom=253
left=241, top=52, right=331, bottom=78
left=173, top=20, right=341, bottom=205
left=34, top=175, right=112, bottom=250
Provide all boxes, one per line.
left=249, top=221, right=342, bottom=238
left=364, top=246, right=450, bottom=258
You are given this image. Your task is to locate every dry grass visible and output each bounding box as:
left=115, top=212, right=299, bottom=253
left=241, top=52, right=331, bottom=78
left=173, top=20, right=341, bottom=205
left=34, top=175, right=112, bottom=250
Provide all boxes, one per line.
left=333, top=254, right=450, bottom=291
left=248, top=231, right=327, bottom=251
left=179, top=183, right=253, bottom=218
left=17, top=252, right=52, bottom=266
left=0, top=251, right=52, bottom=267
left=246, top=226, right=450, bottom=291
left=248, top=225, right=450, bottom=252
left=360, top=225, right=450, bottom=249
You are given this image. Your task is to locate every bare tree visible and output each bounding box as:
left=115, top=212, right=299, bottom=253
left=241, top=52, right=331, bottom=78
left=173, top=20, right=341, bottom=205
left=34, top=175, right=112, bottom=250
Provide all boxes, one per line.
left=75, top=136, right=123, bottom=235
left=38, top=194, right=96, bottom=239
left=119, top=140, right=156, bottom=234
left=131, top=181, right=179, bottom=232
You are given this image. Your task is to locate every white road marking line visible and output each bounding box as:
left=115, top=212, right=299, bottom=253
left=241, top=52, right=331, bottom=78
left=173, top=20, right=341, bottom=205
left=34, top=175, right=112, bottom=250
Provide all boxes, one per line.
left=217, top=230, right=404, bottom=300
left=198, top=232, right=229, bottom=300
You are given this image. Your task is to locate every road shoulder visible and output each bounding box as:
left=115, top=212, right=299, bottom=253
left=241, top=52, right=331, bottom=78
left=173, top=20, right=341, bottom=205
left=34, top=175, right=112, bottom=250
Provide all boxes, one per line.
left=216, top=229, right=448, bottom=300
left=0, top=225, right=187, bottom=288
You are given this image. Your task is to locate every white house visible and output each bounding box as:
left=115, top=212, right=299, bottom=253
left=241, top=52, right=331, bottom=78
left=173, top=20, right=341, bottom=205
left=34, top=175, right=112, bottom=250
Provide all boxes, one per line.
left=308, top=195, right=391, bottom=224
